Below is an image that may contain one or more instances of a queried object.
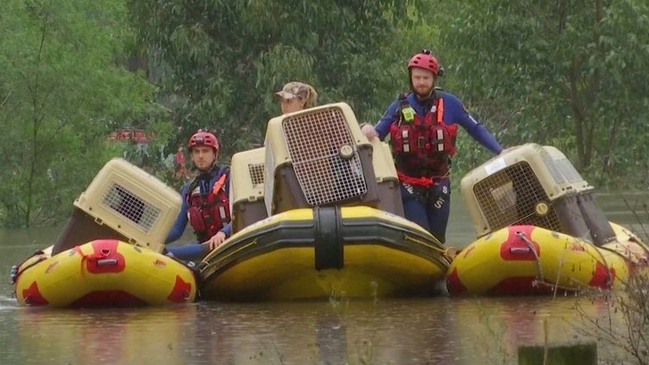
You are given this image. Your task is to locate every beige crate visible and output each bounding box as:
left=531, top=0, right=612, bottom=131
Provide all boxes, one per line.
left=543, top=146, right=593, bottom=193
left=369, top=139, right=404, bottom=217
left=71, top=158, right=182, bottom=252
left=461, top=143, right=580, bottom=237
left=229, top=148, right=268, bottom=233
left=229, top=105, right=404, bottom=232
left=263, top=102, right=380, bottom=215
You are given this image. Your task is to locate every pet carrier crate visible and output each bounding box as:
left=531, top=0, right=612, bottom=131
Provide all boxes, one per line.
left=229, top=147, right=269, bottom=234
left=52, top=158, right=182, bottom=254
left=262, top=102, right=401, bottom=216
left=461, top=143, right=613, bottom=244
left=543, top=146, right=616, bottom=245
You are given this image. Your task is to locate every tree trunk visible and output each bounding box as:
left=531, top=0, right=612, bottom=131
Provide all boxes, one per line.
left=602, top=119, right=618, bottom=176
left=25, top=5, right=52, bottom=227
left=568, top=56, right=587, bottom=169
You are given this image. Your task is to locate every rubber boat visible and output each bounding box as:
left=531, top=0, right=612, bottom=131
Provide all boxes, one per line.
left=200, top=206, right=449, bottom=301
left=12, top=159, right=197, bottom=307
left=199, top=103, right=452, bottom=301
left=13, top=240, right=196, bottom=307
left=446, top=144, right=649, bottom=295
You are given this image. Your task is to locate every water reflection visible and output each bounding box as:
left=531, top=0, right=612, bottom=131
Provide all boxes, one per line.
left=182, top=299, right=465, bottom=364
left=0, top=285, right=637, bottom=364
left=0, top=192, right=645, bottom=364
left=9, top=306, right=198, bottom=365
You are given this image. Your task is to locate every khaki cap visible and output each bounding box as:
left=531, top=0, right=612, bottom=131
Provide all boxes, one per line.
left=275, top=82, right=311, bottom=100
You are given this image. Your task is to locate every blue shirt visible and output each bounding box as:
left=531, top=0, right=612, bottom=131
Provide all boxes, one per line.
left=374, top=91, right=503, bottom=155
left=165, top=166, right=232, bottom=245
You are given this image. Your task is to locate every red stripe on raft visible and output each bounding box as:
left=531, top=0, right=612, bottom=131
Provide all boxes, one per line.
left=84, top=239, right=126, bottom=274
left=500, top=226, right=540, bottom=261
left=22, top=281, right=49, bottom=306
left=167, top=275, right=192, bottom=303
left=70, top=291, right=147, bottom=307
left=446, top=268, right=467, bottom=295
left=589, top=262, right=615, bottom=289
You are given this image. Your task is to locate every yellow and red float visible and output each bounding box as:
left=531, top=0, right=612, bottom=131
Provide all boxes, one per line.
left=199, top=104, right=453, bottom=301
left=447, top=144, right=649, bottom=295
left=11, top=158, right=197, bottom=307
left=13, top=239, right=197, bottom=307
left=446, top=224, right=647, bottom=295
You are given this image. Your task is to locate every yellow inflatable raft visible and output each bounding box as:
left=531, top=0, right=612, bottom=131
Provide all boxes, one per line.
left=200, top=206, right=451, bottom=301
left=198, top=103, right=452, bottom=301
left=448, top=144, right=649, bottom=295
left=13, top=239, right=197, bottom=307
left=446, top=223, right=648, bottom=295
left=12, top=158, right=197, bottom=307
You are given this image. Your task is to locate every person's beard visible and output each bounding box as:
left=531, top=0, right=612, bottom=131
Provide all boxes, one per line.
left=414, top=84, right=434, bottom=99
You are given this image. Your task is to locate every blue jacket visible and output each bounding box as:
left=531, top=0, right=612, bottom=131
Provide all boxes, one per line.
left=374, top=91, right=503, bottom=155
left=165, top=166, right=232, bottom=260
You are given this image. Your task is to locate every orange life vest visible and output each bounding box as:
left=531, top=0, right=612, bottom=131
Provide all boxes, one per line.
left=186, top=173, right=230, bottom=242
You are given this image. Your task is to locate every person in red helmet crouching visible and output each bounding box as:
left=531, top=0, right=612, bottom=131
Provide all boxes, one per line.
left=361, top=50, right=503, bottom=244
left=165, top=129, right=232, bottom=260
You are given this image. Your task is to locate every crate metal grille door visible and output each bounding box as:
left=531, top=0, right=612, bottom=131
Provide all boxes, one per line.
left=101, top=183, right=160, bottom=232
left=473, top=162, right=561, bottom=233
left=282, top=107, right=367, bottom=206
left=248, top=163, right=265, bottom=187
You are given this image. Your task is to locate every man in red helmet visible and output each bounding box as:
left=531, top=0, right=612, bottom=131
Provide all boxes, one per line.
left=361, top=50, right=503, bottom=244
left=165, top=130, right=232, bottom=260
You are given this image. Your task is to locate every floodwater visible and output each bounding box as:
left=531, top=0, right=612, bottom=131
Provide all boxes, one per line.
left=0, top=192, right=646, bottom=364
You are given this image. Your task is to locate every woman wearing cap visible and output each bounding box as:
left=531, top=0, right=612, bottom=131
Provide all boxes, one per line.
left=276, top=81, right=318, bottom=114
left=165, top=129, right=232, bottom=260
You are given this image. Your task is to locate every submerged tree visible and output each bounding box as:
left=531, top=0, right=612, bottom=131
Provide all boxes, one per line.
left=575, top=271, right=649, bottom=364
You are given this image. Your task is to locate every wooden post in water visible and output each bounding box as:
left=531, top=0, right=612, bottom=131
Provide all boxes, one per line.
left=517, top=342, right=597, bottom=365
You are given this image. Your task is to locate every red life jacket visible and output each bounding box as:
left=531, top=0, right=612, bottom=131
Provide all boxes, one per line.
left=389, top=93, right=458, bottom=186
left=186, top=173, right=230, bottom=242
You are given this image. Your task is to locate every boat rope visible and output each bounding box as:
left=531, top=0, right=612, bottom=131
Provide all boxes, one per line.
left=11, top=250, right=50, bottom=283
left=515, top=231, right=545, bottom=284
left=514, top=232, right=576, bottom=293
left=201, top=238, right=258, bottom=276
left=518, top=231, right=615, bottom=292
left=404, top=234, right=457, bottom=261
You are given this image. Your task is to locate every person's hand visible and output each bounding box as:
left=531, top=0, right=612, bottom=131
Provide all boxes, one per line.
left=361, top=124, right=378, bottom=140
left=203, top=231, right=227, bottom=251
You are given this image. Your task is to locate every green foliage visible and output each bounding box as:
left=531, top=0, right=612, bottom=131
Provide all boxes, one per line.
left=436, top=0, right=649, bottom=186
left=3, top=0, right=648, bottom=228
left=0, top=0, right=163, bottom=227
left=126, top=0, right=424, bottom=158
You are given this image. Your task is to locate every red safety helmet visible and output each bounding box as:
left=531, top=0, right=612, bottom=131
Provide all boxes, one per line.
left=408, top=49, right=442, bottom=75
left=188, top=130, right=219, bottom=153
